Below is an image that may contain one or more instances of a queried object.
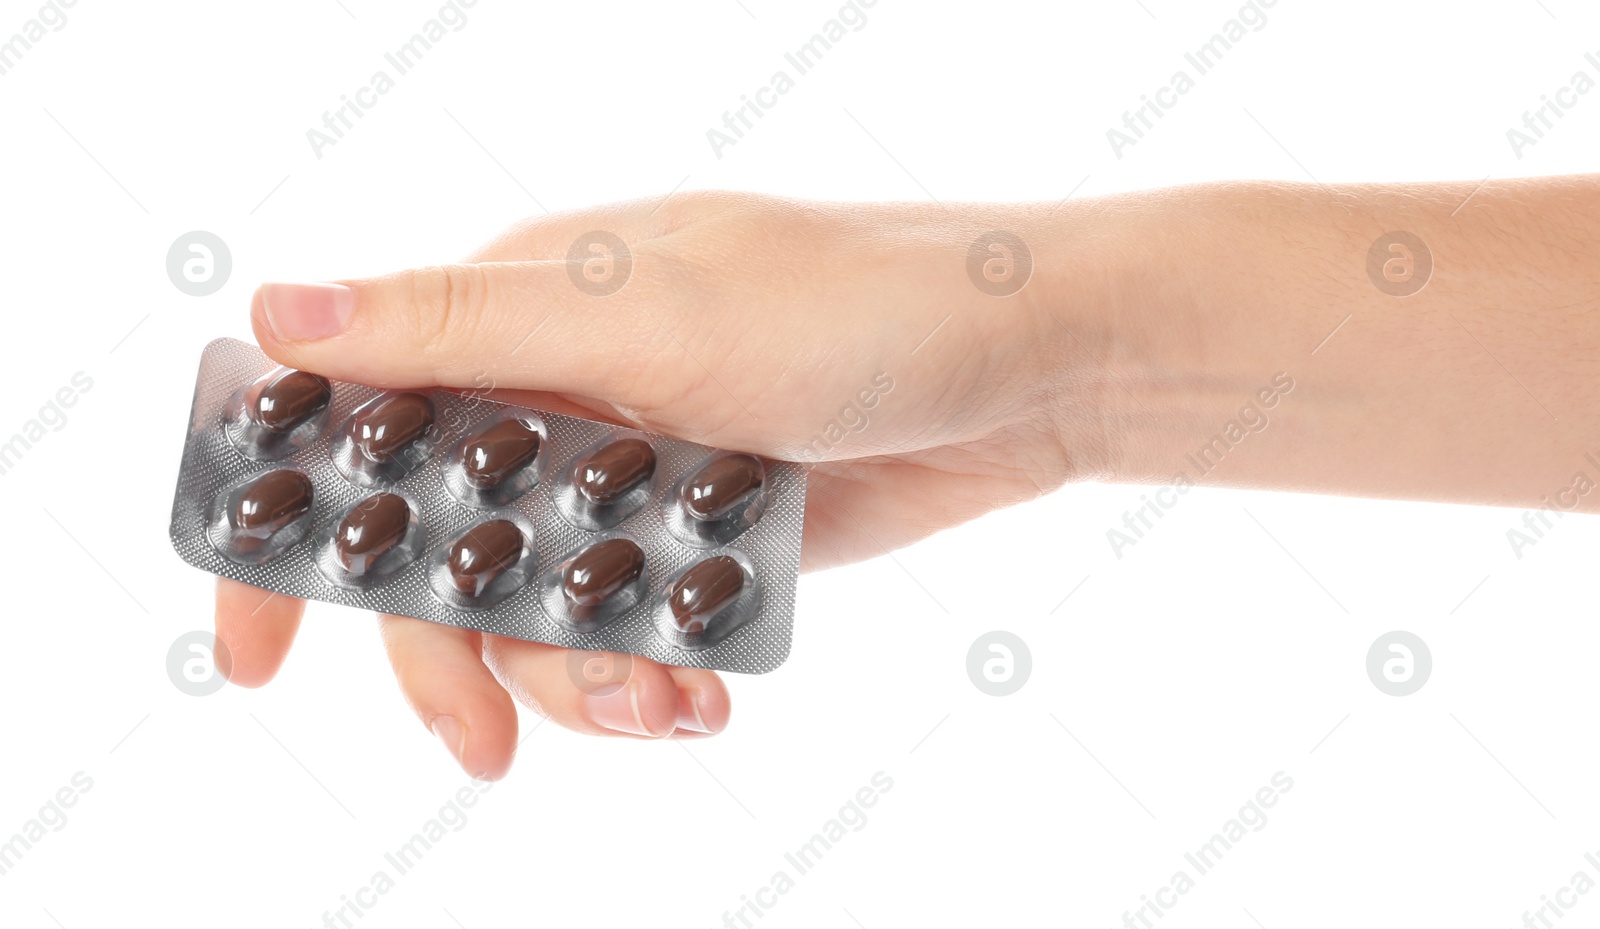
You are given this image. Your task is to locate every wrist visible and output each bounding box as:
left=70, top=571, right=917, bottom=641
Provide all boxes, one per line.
left=1011, top=191, right=1154, bottom=487
left=1018, top=181, right=1316, bottom=488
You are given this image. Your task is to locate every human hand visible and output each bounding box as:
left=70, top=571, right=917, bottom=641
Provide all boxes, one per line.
left=215, top=191, right=1081, bottom=778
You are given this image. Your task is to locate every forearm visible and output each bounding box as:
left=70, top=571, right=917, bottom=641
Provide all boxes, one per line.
left=1036, top=175, right=1600, bottom=513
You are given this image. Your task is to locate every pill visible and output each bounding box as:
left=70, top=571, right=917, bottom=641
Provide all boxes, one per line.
left=574, top=438, right=656, bottom=505
left=234, top=469, right=314, bottom=534
left=679, top=454, right=764, bottom=521
left=562, top=537, right=646, bottom=609
left=249, top=368, right=332, bottom=433
left=351, top=393, right=435, bottom=463
left=666, top=555, right=746, bottom=636
left=334, top=493, right=410, bottom=574
left=460, top=418, right=542, bottom=489
left=446, top=519, right=525, bottom=598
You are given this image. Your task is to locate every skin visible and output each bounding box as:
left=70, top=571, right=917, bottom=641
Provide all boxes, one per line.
left=216, top=178, right=1600, bottom=778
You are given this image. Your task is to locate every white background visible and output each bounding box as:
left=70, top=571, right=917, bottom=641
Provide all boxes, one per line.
left=2, top=1, right=1598, bottom=927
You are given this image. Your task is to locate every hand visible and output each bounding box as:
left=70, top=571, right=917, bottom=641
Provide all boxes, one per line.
left=216, top=191, right=1080, bottom=778
left=215, top=174, right=1600, bottom=777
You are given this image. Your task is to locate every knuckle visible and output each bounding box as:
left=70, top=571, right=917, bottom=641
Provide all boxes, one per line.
left=653, top=189, right=781, bottom=235
left=664, top=189, right=756, bottom=218
left=406, top=263, right=490, bottom=360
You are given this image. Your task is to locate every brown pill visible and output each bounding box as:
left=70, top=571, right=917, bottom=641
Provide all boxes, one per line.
left=234, top=469, right=314, bottom=533
left=447, top=519, right=525, bottom=598
left=250, top=369, right=332, bottom=433
left=352, top=393, right=435, bottom=463
left=678, top=454, right=764, bottom=521
left=574, top=438, right=656, bottom=505
left=666, top=556, right=746, bottom=636
left=460, top=418, right=542, bottom=489
left=334, top=493, right=411, bottom=574
left=562, top=538, right=646, bottom=609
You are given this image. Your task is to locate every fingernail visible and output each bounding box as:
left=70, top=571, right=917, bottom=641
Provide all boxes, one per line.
left=260, top=282, right=354, bottom=342
left=431, top=715, right=466, bottom=767
left=585, top=682, right=663, bottom=737
left=675, top=689, right=713, bottom=734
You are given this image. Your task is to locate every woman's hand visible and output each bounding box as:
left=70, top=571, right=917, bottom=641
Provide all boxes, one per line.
left=215, top=173, right=1600, bottom=778
left=215, top=191, right=1083, bottom=778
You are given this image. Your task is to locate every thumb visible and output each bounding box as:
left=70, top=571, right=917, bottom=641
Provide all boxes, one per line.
left=250, top=261, right=670, bottom=405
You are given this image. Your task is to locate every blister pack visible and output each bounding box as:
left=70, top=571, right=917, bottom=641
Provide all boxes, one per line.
left=168, top=339, right=805, bottom=674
